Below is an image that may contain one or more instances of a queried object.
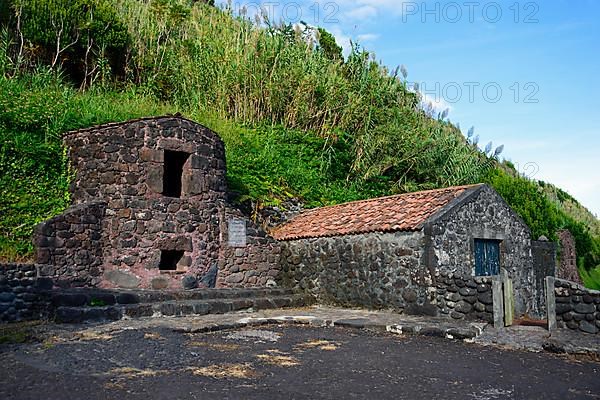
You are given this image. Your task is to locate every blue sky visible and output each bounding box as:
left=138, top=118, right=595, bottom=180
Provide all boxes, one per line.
left=218, top=0, right=600, bottom=216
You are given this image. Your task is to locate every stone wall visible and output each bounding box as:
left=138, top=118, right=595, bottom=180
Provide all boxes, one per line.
left=34, top=202, right=106, bottom=287
left=434, top=271, right=494, bottom=322
left=280, top=231, right=430, bottom=312
left=0, top=264, right=53, bottom=322
left=427, top=185, right=536, bottom=317
left=554, top=278, right=600, bottom=334
left=557, top=230, right=582, bottom=285
left=65, top=117, right=227, bottom=203
left=280, top=232, right=494, bottom=321
left=216, top=207, right=281, bottom=288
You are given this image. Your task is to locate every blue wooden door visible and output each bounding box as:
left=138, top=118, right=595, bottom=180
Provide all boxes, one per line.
left=474, top=239, right=501, bottom=276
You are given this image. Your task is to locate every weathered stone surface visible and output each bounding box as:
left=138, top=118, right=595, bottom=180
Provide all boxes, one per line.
left=151, top=277, right=169, bottom=290
left=29, top=116, right=279, bottom=292
left=574, top=303, right=596, bottom=314
left=553, top=278, right=600, bottom=335
left=104, top=270, right=140, bottom=289
left=182, top=275, right=198, bottom=290
left=579, top=321, right=599, bottom=334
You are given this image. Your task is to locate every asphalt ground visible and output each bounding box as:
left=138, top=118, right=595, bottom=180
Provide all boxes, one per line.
left=1, top=324, right=598, bottom=399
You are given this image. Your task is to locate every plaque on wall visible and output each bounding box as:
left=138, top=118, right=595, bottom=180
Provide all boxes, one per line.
left=228, top=219, right=247, bottom=247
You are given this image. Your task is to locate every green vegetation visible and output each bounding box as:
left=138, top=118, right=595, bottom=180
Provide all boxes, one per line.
left=579, top=266, right=600, bottom=290
left=0, top=0, right=598, bottom=286
left=0, top=320, right=41, bottom=344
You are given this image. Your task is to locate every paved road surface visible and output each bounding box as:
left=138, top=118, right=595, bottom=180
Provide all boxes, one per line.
left=1, top=324, right=598, bottom=399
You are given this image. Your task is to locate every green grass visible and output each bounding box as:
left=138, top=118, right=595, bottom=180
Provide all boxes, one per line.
left=579, top=266, right=600, bottom=290
left=0, top=321, right=42, bottom=344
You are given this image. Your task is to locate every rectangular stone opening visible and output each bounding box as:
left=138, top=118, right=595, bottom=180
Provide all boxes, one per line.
left=159, top=250, right=184, bottom=271
left=163, top=150, right=190, bottom=198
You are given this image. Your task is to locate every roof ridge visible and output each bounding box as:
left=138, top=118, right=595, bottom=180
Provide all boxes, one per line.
left=62, top=114, right=200, bottom=137
left=299, top=184, right=483, bottom=216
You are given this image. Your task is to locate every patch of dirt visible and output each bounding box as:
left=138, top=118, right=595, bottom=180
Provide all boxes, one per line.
left=295, top=339, right=340, bottom=351
left=143, top=332, right=164, bottom=341
left=256, top=353, right=300, bottom=367
left=109, top=367, right=166, bottom=378
left=75, top=331, right=114, bottom=341
left=187, top=363, right=259, bottom=379
left=187, top=341, right=242, bottom=351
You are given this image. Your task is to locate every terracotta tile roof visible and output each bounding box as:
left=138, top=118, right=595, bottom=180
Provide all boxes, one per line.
left=272, top=184, right=483, bottom=241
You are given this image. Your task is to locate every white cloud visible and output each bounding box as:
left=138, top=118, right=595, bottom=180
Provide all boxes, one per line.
left=345, top=5, right=378, bottom=20
left=419, top=91, right=453, bottom=115
left=356, top=33, right=380, bottom=42
left=338, top=0, right=413, bottom=20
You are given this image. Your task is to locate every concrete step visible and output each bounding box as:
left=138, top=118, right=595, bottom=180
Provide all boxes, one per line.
left=49, top=287, right=296, bottom=308
left=53, top=294, right=314, bottom=324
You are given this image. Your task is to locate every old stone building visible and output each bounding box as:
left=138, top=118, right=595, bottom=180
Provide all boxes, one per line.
left=274, top=184, right=542, bottom=320
left=34, top=116, right=280, bottom=290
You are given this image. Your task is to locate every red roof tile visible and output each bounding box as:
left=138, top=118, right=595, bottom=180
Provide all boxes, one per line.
left=272, top=184, right=482, bottom=241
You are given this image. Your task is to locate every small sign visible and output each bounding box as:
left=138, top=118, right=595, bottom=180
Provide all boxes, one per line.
left=228, top=219, right=247, bottom=247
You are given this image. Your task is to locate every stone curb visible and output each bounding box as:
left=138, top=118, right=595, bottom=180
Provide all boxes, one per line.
left=172, top=315, right=486, bottom=341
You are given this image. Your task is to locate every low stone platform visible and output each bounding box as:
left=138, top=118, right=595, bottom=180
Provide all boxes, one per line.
left=46, top=288, right=314, bottom=323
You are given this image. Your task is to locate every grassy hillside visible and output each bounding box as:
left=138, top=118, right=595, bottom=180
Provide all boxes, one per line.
left=0, top=0, right=598, bottom=285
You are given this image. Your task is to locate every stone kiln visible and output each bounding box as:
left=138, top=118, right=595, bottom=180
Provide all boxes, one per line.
left=34, top=116, right=280, bottom=290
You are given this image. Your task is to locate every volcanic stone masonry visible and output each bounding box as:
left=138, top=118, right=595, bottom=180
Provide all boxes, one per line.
left=554, top=278, right=600, bottom=335
left=33, top=116, right=280, bottom=290
left=278, top=184, right=535, bottom=320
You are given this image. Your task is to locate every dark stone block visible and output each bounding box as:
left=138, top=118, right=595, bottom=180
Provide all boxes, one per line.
left=418, top=327, right=445, bottom=337
left=231, top=299, right=254, bottom=310
left=583, top=295, right=594, bottom=304
left=252, top=298, right=275, bottom=310
left=450, top=311, right=465, bottom=320
left=192, top=302, right=210, bottom=315
left=160, top=302, right=177, bottom=316
left=555, top=296, right=571, bottom=303
left=116, top=293, right=140, bottom=304
left=34, top=277, right=54, bottom=291
left=124, top=304, right=153, bottom=318
left=52, top=294, right=88, bottom=307
left=0, top=292, right=15, bottom=302
left=402, top=289, right=418, bottom=303
left=579, top=321, right=599, bottom=334
left=55, top=307, right=84, bottom=323
left=406, top=303, right=438, bottom=317
left=574, top=303, right=596, bottom=314
left=555, top=303, right=572, bottom=314
left=455, top=301, right=473, bottom=314
left=459, top=287, right=477, bottom=296
left=209, top=301, right=233, bottom=314
left=182, top=275, right=198, bottom=290
left=478, top=292, right=493, bottom=305
left=562, top=312, right=574, bottom=321
left=446, top=328, right=476, bottom=340
left=200, top=264, right=218, bottom=289
left=573, top=313, right=585, bottom=321
left=88, top=293, right=116, bottom=306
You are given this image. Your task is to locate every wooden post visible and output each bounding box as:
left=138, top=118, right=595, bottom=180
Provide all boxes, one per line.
left=492, top=276, right=504, bottom=328
left=546, top=276, right=557, bottom=331
left=501, top=270, right=514, bottom=327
